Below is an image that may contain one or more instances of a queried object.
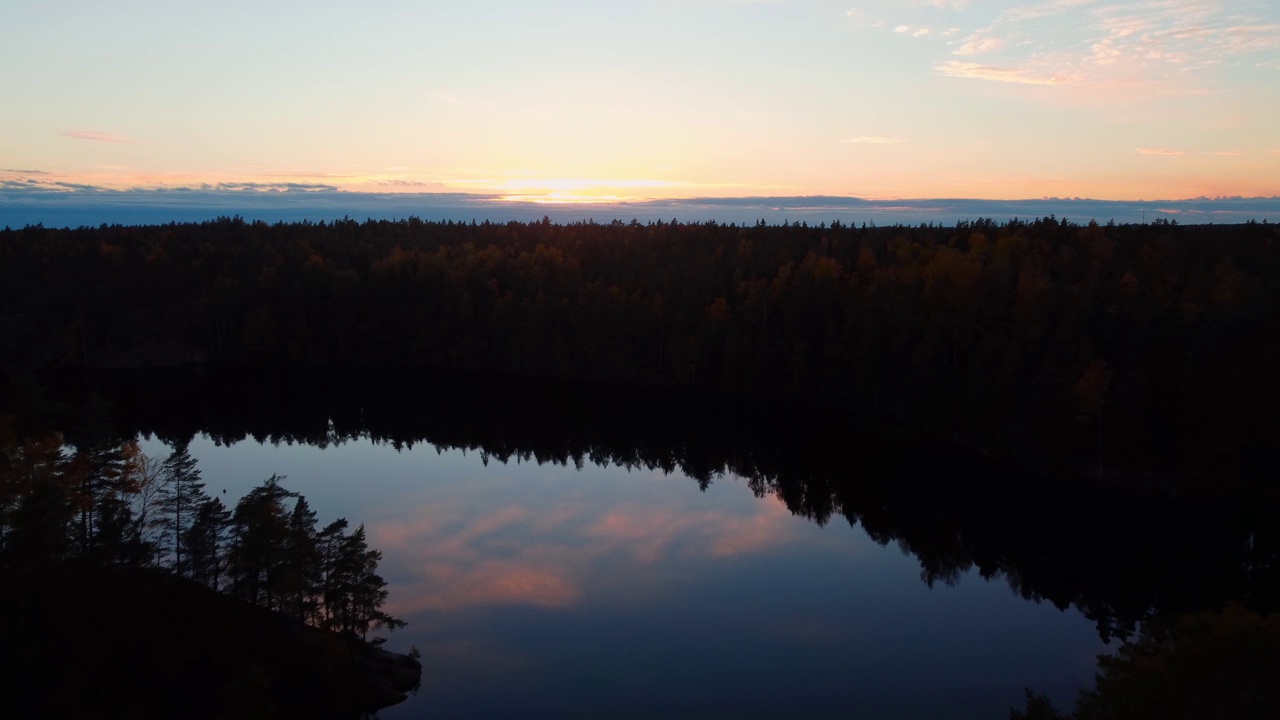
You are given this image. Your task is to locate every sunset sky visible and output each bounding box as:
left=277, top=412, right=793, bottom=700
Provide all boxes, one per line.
left=3, top=0, right=1279, bottom=206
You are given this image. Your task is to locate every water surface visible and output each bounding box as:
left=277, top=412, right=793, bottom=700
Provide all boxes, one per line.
left=158, top=433, right=1103, bottom=719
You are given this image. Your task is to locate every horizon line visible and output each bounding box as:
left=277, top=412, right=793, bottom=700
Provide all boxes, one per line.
left=4, top=183, right=1280, bottom=206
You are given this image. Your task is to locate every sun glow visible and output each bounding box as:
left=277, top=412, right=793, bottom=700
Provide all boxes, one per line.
left=496, top=192, right=631, bottom=205
left=473, top=177, right=686, bottom=205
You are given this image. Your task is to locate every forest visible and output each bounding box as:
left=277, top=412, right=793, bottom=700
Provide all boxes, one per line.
left=2, top=216, right=1277, bottom=495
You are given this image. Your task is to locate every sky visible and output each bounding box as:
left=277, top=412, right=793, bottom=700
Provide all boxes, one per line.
left=3, top=0, right=1280, bottom=221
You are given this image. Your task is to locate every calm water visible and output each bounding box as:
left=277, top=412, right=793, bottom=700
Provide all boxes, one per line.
left=37, top=366, right=1274, bottom=719
left=137, top=434, right=1105, bottom=719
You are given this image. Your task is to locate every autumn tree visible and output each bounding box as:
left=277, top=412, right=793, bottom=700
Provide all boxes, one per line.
left=127, top=448, right=169, bottom=566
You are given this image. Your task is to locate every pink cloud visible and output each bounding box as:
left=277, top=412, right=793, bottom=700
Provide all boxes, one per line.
left=442, top=561, right=579, bottom=609
left=376, top=490, right=800, bottom=612
left=60, top=130, right=140, bottom=144
left=841, top=137, right=907, bottom=145
left=1136, top=147, right=1189, bottom=156
left=940, top=0, right=1278, bottom=97
left=583, top=497, right=795, bottom=563
left=935, top=60, right=1074, bottom=85
left=373, top=504, right=583, bottom=614
left=1004, top=0, right=1100, bottom=23
left=953, top=36, right=1004, bottom=56
left=708, top=500, right=792, bottom=557
left=1085, top=4, right=1280, bottom=74
left=1136, top=147, right=1244, bottom=157
left=386, top=560, right=579, bottom=615
left=454, top=505, right=531, bottom=544
left=585, top=510, right=693, bottom=564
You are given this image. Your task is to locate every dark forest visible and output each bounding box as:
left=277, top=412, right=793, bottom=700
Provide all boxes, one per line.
left=3, top=216, right=1277, bottom=496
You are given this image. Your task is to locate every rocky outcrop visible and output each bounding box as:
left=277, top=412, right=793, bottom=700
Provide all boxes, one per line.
left=358, top=646, right=424, bottom=710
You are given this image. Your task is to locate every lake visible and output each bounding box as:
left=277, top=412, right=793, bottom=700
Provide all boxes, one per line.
left=23, top=365, right=1279, bottom=718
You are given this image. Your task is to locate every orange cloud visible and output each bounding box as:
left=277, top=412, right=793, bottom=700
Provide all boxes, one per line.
left=61, top=130, right=140, bottom=144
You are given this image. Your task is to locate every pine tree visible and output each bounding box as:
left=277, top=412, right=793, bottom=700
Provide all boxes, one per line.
left=282, top=495, right=320, bottom=622
left=159, top=441, right=207, bottom=575
left=317, top=518, right=350, bottom=630
left=326, top=523, right=402, bottom=639
left=228, top=475, right=291, bottom=608
left=95, top=440, right=153, bottom=567
left=63, top=444, right=120, bottom=559
left=184, top=497, right=230, bottom=590
left=0, top=435, right=73, bottom=570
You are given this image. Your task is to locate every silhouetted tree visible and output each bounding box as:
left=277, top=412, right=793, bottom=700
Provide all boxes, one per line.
left=184, top=496, right=230, bottom=590
left=281, top=495, right=320, bottom=622
left=328, top=523, right=401, bottom=640
left=127, top=449, right=168, bottom=566
left=0, top=435, right=73, bottom=569
left=159, top=442, right=207, bottom=575
left=228, top=474, right=291, bottom=608
left=318, top=517, right=350, bottom=630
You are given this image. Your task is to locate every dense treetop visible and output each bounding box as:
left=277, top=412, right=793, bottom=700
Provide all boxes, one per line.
left=2, top=216, right=1277, bottom=491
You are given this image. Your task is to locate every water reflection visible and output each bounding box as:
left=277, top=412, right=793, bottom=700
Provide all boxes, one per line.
left=6, top=366, right=1279, bottom=717
left=168, top=435, right=1101, bottom=719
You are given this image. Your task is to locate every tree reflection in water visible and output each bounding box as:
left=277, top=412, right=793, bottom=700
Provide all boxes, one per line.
left=4, top=365, right=1278, bottom=716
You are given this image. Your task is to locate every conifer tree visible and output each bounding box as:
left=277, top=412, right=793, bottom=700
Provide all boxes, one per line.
left=317, top=518, right=350, bottom=629
left=282, top=495, right=320, bottom=622
left=0, top=435, right=73, bottom=570
left=228, top=474, right=291, bottom=608
left=184, top=497, right=230, bottom=590
left=328, top=523, right=402, bottom=640
left=159, top=441, right=207, bottom=576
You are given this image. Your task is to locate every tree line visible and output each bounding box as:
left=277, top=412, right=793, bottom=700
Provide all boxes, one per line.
left=2, top=216, right=1277, bottom=492
left=0, top=426, right=402, bottom=641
